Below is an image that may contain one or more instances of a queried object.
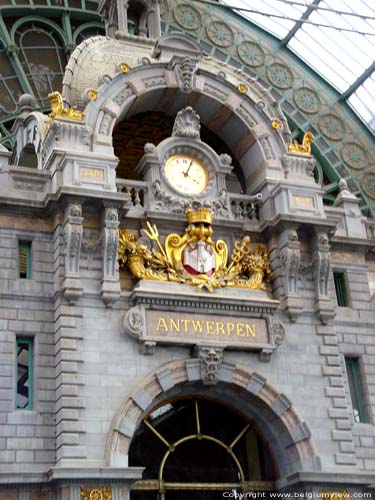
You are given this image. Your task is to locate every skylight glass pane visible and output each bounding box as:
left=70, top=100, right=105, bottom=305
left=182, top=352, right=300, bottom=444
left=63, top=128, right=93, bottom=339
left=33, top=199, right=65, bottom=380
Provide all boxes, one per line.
left=348, top=72, right=375, bottom=130
left=288, top=0, right=375, bottom=93
left=224, top=0, right=375, bottom=134
left=289, top=29, right=352, bottom=92
left=227, top=0, right=304, bottom=39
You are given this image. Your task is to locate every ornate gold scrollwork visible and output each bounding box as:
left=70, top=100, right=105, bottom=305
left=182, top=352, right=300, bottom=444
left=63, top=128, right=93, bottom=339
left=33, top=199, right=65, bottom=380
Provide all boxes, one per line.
left=287, top=131, right=314, bottom=155
left=118, top=208, right=271, bottom=291
left=48, top=91, right=85, bottom=121
left=80, top=487, right=111, bottom=500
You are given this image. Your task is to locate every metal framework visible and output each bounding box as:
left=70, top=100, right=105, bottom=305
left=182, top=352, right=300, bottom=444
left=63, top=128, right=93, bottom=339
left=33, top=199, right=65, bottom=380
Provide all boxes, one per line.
left=131, top=399, right=275, bottom=498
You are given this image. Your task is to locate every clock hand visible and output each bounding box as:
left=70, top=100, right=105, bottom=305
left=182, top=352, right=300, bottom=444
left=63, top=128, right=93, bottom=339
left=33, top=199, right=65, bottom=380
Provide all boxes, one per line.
left=183, top=160, right=193, bottom=177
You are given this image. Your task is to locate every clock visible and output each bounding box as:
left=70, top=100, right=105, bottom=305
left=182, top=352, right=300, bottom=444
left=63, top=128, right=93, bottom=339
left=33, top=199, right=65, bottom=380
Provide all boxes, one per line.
left=164, top=154, right=208, bottom=195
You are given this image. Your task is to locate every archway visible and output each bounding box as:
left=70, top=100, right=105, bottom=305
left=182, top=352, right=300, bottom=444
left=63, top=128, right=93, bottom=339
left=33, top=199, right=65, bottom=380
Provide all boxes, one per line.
left=129, top=396, right=277, bottom=499
left=106, top=359, right=321, bottom=483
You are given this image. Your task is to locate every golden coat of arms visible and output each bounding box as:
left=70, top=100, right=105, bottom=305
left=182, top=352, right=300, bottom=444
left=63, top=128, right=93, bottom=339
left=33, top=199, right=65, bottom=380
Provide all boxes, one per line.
left=118, top=208, right=271, bottom=291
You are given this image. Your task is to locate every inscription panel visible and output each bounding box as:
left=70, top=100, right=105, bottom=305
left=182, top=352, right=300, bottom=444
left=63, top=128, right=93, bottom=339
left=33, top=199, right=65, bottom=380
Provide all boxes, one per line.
left=292, top=195, right=315, bottom=208
left=146, top=310, right=269, bottom=348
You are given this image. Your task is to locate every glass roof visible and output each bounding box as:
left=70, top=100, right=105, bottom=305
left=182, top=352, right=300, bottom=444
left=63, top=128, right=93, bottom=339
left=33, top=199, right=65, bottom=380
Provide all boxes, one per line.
left=222, top=0, right=375, bottom=134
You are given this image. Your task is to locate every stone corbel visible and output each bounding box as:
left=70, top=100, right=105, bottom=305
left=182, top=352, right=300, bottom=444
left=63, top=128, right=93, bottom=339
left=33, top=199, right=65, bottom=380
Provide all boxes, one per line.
left=312, top=230, right=336, bottom=324
left=195, top=345, right=224, bottom=385
left=278, top=228, right=304, bottom=321
left=63, top=202, right=83, bottom=304
left=101, top=207, right=121, bottom=307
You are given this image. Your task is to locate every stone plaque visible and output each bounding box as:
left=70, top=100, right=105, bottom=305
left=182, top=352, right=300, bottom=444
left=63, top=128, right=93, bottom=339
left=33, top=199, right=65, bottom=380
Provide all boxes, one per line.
left=292, top=195, right=315, bottom=208
left=79, top=167, right=105, bottom=179
left=145, top=310, right=269, bottom=348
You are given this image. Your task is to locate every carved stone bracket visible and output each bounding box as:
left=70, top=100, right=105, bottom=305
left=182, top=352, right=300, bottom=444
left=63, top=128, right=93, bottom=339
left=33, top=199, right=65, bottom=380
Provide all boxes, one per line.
left=278, top=228, right=304, bottom=321
left=195, top=345, right=224, bottom=385
left=101, top=207, right=121, bottom=307
left=63, top=202, right=83, bottom=304
left=312, top=230, right=336, bottom=324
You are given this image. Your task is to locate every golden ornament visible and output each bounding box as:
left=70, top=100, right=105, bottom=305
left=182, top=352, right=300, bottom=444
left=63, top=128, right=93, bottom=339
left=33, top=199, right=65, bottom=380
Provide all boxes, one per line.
left=118, top=208, right=271, bottom=291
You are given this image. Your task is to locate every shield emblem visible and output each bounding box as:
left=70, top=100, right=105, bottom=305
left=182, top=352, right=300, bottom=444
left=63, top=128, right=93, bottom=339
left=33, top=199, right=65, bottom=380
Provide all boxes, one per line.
left=182, top=240, right=215, bottom=276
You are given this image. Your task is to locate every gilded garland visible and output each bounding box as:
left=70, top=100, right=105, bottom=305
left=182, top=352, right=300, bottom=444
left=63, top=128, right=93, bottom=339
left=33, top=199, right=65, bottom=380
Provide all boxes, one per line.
left=118, top=208, right=271, bottom=291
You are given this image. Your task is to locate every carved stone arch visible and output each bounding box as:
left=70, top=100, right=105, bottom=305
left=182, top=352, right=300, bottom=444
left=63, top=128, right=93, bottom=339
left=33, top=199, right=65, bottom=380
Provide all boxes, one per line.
left=86, top=63, right=288, bottom=193
left=105, top=358, right=321, bottom=478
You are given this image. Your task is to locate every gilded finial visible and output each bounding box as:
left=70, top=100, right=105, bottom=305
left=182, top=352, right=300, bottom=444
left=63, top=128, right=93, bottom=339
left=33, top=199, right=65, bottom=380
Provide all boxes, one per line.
left=287, top=131, right=314, bottom=155
left=272, top=119, right=282, bottom=130
left=48, top=91, right=84, bottom=121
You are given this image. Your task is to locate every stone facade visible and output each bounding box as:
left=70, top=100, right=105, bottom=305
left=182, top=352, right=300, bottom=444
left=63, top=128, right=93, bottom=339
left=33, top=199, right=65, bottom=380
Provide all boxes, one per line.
left=0, top=3, right=375, bottom=499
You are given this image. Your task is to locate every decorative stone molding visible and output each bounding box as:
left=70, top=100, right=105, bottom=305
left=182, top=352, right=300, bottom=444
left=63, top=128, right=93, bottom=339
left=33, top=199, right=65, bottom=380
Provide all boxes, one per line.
left=195, top=345, right=224, bottom=385
left=123, top=305, right=144, bottom=339
left=63, top=202, right=84, bottom=304
left=151, top=180, right=229, bottom=217
left=101, top=207, right=121, bottom=307
left=282, top=154, right=315, bottom=180
left=172, top=106, right=201, bottom=139
left=279, top=228, right=304, bottom=321
left=106, top=359, right=320, bottom=476
left=178, top=56, right=197, bottom=93
left=312, top=230, right=336, bottom=324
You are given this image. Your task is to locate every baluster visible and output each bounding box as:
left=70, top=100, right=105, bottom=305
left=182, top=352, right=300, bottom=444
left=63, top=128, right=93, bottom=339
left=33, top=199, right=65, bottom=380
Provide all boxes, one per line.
left=133, top=188, right=141, bottom=207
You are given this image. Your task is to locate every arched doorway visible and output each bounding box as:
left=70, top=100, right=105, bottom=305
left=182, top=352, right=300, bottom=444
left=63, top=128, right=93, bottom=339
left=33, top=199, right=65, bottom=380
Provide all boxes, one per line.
left=129, top=397, right=277, bottom=499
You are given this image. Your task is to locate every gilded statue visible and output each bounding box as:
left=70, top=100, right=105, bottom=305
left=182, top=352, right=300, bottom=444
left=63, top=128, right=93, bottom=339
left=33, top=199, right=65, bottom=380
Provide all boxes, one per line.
left=118, top=208, right=271, bottom=291
left=48, top=91, right=84, bottom=121
left=287, top=131, right=314, bottom=155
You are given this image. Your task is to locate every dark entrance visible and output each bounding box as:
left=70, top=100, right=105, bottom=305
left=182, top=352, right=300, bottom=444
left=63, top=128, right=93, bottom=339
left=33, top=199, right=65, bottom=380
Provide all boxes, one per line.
left=129, top=397, right=277, bottom=499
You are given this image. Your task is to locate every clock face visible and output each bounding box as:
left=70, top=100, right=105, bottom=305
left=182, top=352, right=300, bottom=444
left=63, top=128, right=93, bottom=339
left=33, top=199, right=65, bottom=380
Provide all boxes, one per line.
left=164, top=155, right=208, bottom=195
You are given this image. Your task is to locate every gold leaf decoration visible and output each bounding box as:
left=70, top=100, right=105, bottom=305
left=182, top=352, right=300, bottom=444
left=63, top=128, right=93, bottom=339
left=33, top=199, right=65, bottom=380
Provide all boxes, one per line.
left=48, top=91, right=84, bottom=121
left=287, top=131, right=314, bottom=155
left=118, top=208, right=271, bottom=291
left=80, top=487, right=111, bottom=500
